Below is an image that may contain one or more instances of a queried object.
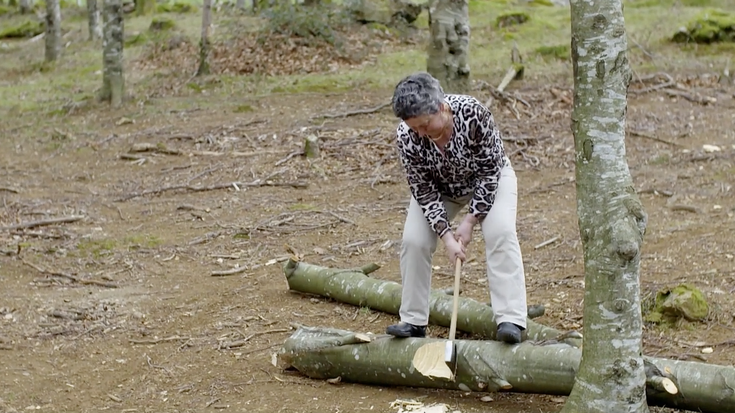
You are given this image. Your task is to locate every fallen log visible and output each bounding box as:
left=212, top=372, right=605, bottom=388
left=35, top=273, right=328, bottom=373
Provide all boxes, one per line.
left=283, top=259, right=581, bottom=347
left=280, top=325, right=735, bottom=413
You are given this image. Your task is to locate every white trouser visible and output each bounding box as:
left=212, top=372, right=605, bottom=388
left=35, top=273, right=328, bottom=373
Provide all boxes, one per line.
left=398, top=160, right=528, bottom=328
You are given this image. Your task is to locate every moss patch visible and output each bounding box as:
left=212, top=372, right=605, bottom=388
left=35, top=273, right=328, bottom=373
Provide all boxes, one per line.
left=0, top=19, right=44, bottom=39
left=496, top=11, right=530, bottom=28
left=156, top=1, right=197, bottom=13
left=672, top=9, right=735, bottom=43
left=149, top=17, right=176, bottom=32
left=645, top=284, right=709, bottom=324
left=535, top=44, right=570, bottom=60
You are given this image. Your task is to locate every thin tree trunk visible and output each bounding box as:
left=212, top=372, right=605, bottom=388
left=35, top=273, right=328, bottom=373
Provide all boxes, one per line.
left=135, top=0, right=155, bottom=16
left=87, top=0, right=102, bottom=41
left=196, top=0, right=212, bottom=76
left=19, top=0, right=31, bottom=14
left=561, top=1, right=647, bottom=413
left=280, top=325, right=735, bottom=413
left=282, top=259, right=582, bottom=347
left=426, top=0, right=470, bottom=94
left=101, top=0, right=125, bottom=107
left=44, top=0, right=61, bottom=62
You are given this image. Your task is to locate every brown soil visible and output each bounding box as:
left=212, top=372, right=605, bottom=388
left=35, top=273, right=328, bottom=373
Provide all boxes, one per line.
left=1, top=67, right=735, bottom=413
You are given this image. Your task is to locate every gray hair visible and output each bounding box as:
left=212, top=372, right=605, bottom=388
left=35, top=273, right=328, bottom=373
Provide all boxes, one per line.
left=391, top=72, right=445, bottom=120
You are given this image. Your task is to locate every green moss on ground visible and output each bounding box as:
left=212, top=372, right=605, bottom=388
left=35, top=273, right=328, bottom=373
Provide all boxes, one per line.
left=645, top=283, right=709, bottom=324
left=0, top=19, right=43, bottom=39
left=672, top=9, right=735, bottom=43
left=496, top=11, right=530, bottom=28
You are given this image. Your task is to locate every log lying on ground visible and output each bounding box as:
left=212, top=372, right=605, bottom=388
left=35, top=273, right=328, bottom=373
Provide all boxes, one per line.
left=283, top=259, right=581, bottom=347
left=280, top=326, right=735, bottom=413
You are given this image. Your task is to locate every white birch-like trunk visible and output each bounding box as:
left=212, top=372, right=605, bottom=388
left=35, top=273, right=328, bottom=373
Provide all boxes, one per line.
left=44, top=0, right=61, bottom=62
left=196, top=0, right=212, bottom=76
left=87, top=0, right=103, bottom=41
left=426, top=0, right=470, bottom=93
left=19, top=0, right=32, bottom=14
left=560, top=1, right=648, bottom=413
left=101, top=0, right=125, bottom=107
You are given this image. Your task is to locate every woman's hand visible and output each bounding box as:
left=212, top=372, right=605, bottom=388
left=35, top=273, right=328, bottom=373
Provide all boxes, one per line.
left=441, top=232, right=466, bottom=263
left=455, top=214, right=478, bottom=247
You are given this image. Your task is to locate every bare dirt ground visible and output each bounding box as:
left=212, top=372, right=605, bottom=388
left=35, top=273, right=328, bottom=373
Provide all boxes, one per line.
left=2, top=24, right=735, bottom=413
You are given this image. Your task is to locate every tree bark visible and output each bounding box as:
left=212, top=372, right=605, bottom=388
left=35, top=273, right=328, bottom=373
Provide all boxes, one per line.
left=135, top=0, right=155, bottom=16
left=101, top=0, right=125, bottom=107
left=44, top=0, right=61, bottom=62
left=19, top=0, right=31, bottom=14
left=87, top=0, right=102, bottom=41
left=426, top=0, right=470, bottom=94
left=280, top=326, right=735, bottom=413
left=196, top=0, right=212, bottom=76
left=282, top=259, right=582, bottom=347
left=562, top=1, right=647, bottom=413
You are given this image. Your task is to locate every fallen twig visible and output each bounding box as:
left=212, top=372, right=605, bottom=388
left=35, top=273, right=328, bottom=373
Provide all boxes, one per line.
left=627, top=129, right=682, bottom=147
left=663, top=88, right=716, bottom=105
left=211, top=265, right=249, bottom=277
left=116, top=178, right=307, bottom=202
left=0, top=215, right=85, bottom=231
left=275, top=150, right=303, bottom=166
left=130, top=335, right=191, bottom=345
left=534, top=236, right=560, bottom=250
left=220, top=328, right=290, bottom=349
left=21, top=259, right=119, bottom=288
left=0, top=186, right=19, bottom=194
left=127, top=142, right=291, bottom=158
left=318, top=102, right=391, bottom=119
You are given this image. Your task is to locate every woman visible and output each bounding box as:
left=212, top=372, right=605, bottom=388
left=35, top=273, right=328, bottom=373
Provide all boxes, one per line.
left=386, top=72, right=528, bottom=344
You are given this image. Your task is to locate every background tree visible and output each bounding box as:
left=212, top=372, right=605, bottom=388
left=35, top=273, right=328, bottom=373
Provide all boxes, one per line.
left=196, top=0, right=212, bottom=76
left=18, top=0, right=31, bottom=14
left=101, top=0, right=125, bottom=107
left=87, top=0, right=103, bottom=41
left=560, top=0, right=649, bottom=412
left=426, top=0, right=470, bottom=93
left=44, top=0, right=61, bottom=62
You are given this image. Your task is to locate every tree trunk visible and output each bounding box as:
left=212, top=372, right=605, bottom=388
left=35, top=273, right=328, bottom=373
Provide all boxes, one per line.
left=87, top=0, right=102, bottom=41
left=101, top=0, right=124, bottom=107
left=426, top=0, right=470, bottom=94
left=562, top=1, right=647, bottom=413
left=282, top=259, right=582, bottom=347
left=135, top=0, right=155, bottom=16
left=280, top=325, right=735, bottom=413
left=44, top=0, right=61, bottom=62
left=196, top=0, right=212, bottom=76
left=19, top=0, right=31, bottom=14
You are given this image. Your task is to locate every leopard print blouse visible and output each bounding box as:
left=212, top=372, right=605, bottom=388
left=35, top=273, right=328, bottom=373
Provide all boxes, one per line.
left=395, top=94, right=507, bottom=238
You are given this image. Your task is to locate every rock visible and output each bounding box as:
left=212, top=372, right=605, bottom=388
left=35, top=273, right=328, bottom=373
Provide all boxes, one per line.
left=149, top=17, right=176, bottom=32
left=496, top=11, right=530, bottom=28
left=0, top=19, right=43, bottom=39
left=345, top=0, right=425, bottom=26
left=645, top=284, right=709, bottom=324
left=671, top=9, right=735, bottom=44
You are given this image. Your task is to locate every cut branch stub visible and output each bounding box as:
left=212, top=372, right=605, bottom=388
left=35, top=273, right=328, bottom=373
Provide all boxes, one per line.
left=304, top=134, right=320, bottom=158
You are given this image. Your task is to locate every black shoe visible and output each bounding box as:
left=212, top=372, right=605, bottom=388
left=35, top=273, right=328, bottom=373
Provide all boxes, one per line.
left=497, top=322, right=523, bottom=344
left=386, top=322, right=426, bottom=338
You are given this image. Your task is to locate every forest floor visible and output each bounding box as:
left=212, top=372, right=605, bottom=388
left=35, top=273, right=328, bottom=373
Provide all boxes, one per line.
left=1, top=2, right=735, bottom=413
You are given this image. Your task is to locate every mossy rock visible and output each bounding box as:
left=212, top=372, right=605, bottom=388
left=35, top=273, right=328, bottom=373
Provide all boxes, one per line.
left=0, top=19, right=44, bottom=39
left=156, top=1, right=198, bottom=13
left=125, top=32, right=149, bottom=47
left=672, top=9, right=735, bottom=44
left=0, top=4, right=13, bottom=16
left=497, top=11, right=530, bottom=28
left=535, top=44, right=570, bottom=60
left=644, top=283, right=709, bottom=324
left=149, top=17, right=176, bottom=32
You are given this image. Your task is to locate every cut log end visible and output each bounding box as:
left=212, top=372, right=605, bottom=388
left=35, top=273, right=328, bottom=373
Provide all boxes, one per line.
left=662, top=377, right=678, bottom=395
left=412, top=341, right=454, bottom=380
